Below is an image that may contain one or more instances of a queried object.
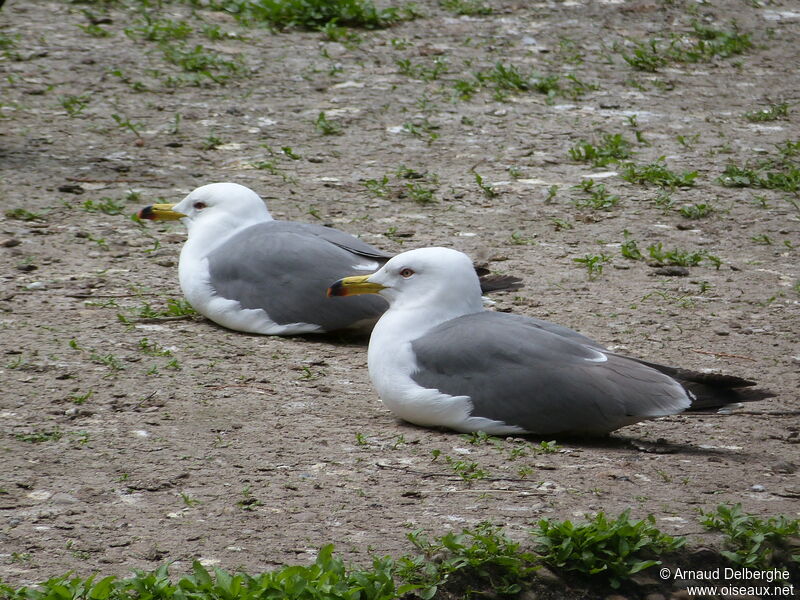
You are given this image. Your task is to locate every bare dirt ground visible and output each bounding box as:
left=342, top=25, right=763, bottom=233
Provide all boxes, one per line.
left=1, top=0, right=798, bottom=596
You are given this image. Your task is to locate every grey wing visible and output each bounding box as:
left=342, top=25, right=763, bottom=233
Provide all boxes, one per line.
left=410, top=312, right=691, bottom=435
left=207, top=222, right=387, bottom=331
left=285, top=221, right=392, bottom=261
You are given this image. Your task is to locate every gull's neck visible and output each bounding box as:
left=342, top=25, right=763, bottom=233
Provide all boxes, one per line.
left=370, top=294, right=484, bottom=349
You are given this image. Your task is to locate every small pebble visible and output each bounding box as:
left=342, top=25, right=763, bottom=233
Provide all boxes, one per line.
left=751, top=484, right=765, bottom=492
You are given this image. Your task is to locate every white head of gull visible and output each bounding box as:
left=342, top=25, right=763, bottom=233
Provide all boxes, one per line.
left=328, top=247, right=772, bottom=436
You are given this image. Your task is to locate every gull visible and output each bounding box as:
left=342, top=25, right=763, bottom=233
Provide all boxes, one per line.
left=328, top=247, right=773, bottom=435
left=137, top=183, right=519, bottom=335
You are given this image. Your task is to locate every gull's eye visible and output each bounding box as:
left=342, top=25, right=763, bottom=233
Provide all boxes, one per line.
left=193, top=201, right=207, bottom=210
left=399, top=267, right=415, bottom=278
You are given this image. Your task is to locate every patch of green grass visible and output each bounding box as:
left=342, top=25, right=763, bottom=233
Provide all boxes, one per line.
left=532, top=510, right=685, bottom=589
left=509, top=231, right=536, bottom=246
left=363, top=175, right=390, bottom=198
left=701, top=503, right=799, bottom=569
left=111, top=113, right=143, bottom=138
left=222, top=0, right=413, bottom=30
left=744, top=102, right=790, bottom=122
left=15, top=429, right=64, bottom=443
left=620, top=39, right=669, bottom=72
left=118, top=298, right=197, bottom=324
left=473, top=171, right=498, bottom=198
left=621, top=22, right=752, bottom=71
left=160, top=43, right=247, bottom=85
left=620, top=230, right=643, bottom=260
left=684, top=21, right=752, bottom=61
left=574, top=179, right=620, bottom=210
left=5, top=208, right=43, bottom=221
left=59, top=93, right=91, bottom=117
left=679, top=202, right=714, bottom=219
left=68, top=390, right=94, bottom=405
left=403, top=182, right=437, bottom=204
left=138, top=338, right=173, bottom=357
left=402, top=118, right=440, bottom=144
left=573, top=253, right=612, bottom=279
left=439, top=0, right=493, bottom=15
left=78, top=23, right=113, bottom=38
left=82, top=196, right=126, bottom=215
left=3, top=509, right=797, bottom=600
left=314, top=111, right=343, bottom=135
left=718, top=144, right=800, bottom=193
left=319, top=22, right=362, bottom=47
left=398, top=524, right=534, bottom=598
left=395, top=56, right=449, bottom=81
left=444, top=455, right=488, bottom=481
left=646, top=242, right=720, bottom=268
left=620, top=158, right=698, bottom=188
left=237, top=486, right=263, bottom=510
left=569, top=133, right=633, bottom=167
left=125, top=15, right=193, bottom=42
left=453, top=63, right=570, bottom=104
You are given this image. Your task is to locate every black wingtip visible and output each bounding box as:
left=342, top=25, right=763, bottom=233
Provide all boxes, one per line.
left=478, top=274, right=524, bottom=294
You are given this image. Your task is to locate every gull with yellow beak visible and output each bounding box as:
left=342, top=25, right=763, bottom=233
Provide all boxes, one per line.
left=138, top=183, right=519, bottom=335
left=328, top=247, right=772, bottom=435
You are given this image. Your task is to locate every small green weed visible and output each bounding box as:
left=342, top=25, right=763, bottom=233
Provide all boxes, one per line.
left=573, top=253, right=612, bottom=279
left=319, top=22, right=363, bottom=47
left=225, top=0, right=412, bottom=30
left=532, top=510, right=685, bottom=589
left=509, top=231, right=536, bottom=246
left=119, top=298, right=197, bottom=324
left=111, top=113, right=143, bottom=139
left=718, top=143, right=800, bottom=194
left=395, top=57, right=449, bottom=81
left=439, top=0, right=493, bottom=15
left=5, top=208, right=43, bottom=221
left=744, top=102, right=790, bottom=122
left=180, top=492, right=200, bottom=507
left=620, top=230, right=643, bottom=260
left=237, top=486, right=263, bottom=510
left=314, top=111, right=343, bottom=135
left=574, top=179, right=620, bottom=210
left=78, top=23, right=112, bottom=38
left=16, top=429, right=63, bottom=443
left=125, top=15, right=193, bottom=42
left=647, top=242, right=720, bottom=268
left=59, top=93, right=91, bottom=117
left=444, top=455, right=488, bottom=481
left=399, top=524, right=534, bottom=598
left=404, top=182, right=436, bottom=204
left=701, top=503, right=799, bottom=569
left=473, top=171, right=498, bottom=198
left=621, top=22, right=752, bottom=71
left=402, top=118, right=440, bottom=144
left=363, top=175, right=390, bottom=198
left=160, top=43, right=247, bottom=85
left=569, top=133, right=632, bottom=167
left=621, top=39, right=669, bottom=72
left=138, top=338, right=173, bottom=357
left=621, top=158, right=698, bottom=188
left=68, top=390, right=94, bottom=405
left=679, top=202, right=714, bottom=219
left=82, top=196, right=126, bottom=215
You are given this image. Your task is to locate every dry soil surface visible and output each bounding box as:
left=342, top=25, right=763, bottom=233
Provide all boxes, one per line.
left=0, top=0, right=798, bottom=595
